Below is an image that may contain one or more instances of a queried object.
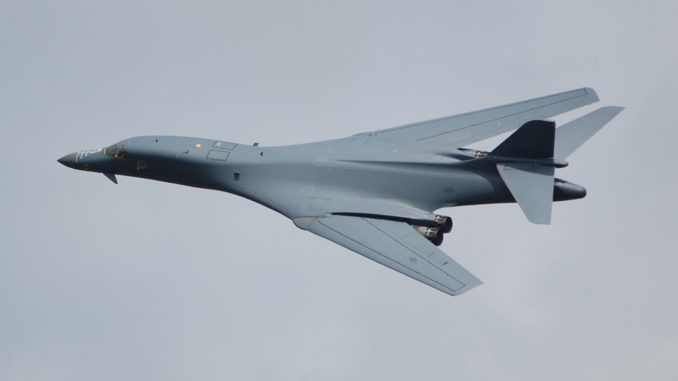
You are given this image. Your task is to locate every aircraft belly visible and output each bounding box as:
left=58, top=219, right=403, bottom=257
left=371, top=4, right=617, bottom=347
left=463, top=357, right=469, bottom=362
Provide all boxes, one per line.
left=230, top=159, right=511, bottom=219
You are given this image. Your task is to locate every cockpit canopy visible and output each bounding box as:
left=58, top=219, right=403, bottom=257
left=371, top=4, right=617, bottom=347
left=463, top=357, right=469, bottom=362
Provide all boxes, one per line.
left=104, top=144, right=127, bottom=159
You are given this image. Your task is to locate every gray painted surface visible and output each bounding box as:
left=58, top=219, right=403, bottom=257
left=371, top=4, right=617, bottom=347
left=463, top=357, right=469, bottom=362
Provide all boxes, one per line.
left=58, top=89, right=619, bottom=295
left=555, top=107, right=625, bottom=160
left=3, top=1, right=678, bottom=380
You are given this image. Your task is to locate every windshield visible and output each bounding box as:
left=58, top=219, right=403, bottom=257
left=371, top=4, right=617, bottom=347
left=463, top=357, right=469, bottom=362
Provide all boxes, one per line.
left=104, top=144, right=127, bottom=159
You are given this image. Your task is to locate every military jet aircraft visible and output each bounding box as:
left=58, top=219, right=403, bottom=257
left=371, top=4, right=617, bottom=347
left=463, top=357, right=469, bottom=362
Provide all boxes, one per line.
left=58, top=88, right=622, bottom=296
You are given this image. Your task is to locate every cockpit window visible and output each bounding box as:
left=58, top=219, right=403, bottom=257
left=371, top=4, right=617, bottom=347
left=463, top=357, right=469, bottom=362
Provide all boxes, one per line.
left=104, top=144, right=128, bottom=159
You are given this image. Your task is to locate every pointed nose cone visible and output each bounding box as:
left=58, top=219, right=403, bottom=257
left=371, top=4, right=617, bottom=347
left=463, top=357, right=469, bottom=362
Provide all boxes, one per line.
left=57, top=152, right=78, bottom=169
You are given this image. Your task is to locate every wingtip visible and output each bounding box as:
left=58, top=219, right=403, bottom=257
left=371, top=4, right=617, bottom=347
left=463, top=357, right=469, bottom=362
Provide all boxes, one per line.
left=601, top=105, right=625, bottom=115
left=449, top=280, right=483, bottom=296
left=582, top=87, right=600, bottom=103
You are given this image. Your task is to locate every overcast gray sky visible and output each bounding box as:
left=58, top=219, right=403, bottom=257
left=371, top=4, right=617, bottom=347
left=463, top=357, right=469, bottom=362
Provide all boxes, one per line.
left=2, top=1, right=677, bottom=380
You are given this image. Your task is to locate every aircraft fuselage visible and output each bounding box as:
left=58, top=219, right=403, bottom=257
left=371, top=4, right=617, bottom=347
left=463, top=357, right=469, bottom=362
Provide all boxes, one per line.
left=58, top=135, right=585, bottom=224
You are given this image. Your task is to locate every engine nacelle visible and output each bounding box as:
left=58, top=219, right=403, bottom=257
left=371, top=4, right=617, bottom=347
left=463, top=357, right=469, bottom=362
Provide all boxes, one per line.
left=413, top=226, right=444, bottom=246
left=434, top=215, right=453, bottom=233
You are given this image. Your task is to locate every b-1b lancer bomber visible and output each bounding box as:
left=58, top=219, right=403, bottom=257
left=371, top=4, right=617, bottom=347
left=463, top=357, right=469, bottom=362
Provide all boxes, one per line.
left=59, top=88, right=622, bottom=296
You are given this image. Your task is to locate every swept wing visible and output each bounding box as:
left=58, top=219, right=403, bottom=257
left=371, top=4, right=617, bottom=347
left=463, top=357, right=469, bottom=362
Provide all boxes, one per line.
left=294, top=215, right=481, bottom=296
left=289, top=89, right=601, bottom=295
left=375, top=88, right=599, bottom=152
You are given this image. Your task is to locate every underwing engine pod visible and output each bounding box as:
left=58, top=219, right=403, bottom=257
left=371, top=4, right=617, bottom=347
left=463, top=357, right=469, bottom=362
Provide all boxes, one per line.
left=413, top=226, right=443, bottom=246
left=434, top=215, right=453, bottom=233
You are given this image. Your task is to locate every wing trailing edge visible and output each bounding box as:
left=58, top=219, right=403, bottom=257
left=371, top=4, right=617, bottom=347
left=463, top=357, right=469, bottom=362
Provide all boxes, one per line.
left=294, top=215, right=481, bottom=296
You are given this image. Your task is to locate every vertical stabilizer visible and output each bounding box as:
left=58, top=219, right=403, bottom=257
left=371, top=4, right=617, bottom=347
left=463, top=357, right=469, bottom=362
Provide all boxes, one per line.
left=491, top=120, right=556, bottom=224
left=491, top=120, right=555, bottom=159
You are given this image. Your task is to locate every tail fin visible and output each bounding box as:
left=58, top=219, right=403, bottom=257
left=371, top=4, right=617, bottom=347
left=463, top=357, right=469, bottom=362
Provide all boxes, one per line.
left=491, top=120, right=555, bottom=159
left=555, top=106, right=624, bottom=160
left=490, top=120, right=556, bottom=224
left=491, top=106, right=623, bottom=224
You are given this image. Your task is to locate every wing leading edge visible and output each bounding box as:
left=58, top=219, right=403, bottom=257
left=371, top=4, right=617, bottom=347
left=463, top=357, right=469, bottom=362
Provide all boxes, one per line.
left=294, top=215, right=481, bottom=296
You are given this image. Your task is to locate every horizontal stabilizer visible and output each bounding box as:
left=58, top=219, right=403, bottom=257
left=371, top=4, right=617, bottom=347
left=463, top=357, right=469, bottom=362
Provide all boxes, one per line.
left=555, top=106, right=624, bottom=160
left=497, top=163, right=555, bottom=224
